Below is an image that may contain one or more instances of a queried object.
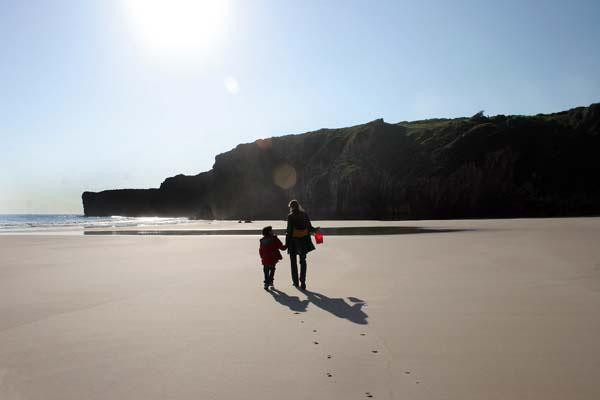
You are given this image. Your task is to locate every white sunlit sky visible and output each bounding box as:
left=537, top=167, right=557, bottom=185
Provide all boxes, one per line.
left=1, top=0, right=599, bottom=213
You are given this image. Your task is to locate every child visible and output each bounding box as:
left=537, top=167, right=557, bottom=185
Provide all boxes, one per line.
left=259, top=226, right=286, bottom=290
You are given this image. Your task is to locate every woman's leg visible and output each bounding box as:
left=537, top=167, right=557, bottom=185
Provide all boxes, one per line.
left=299, top=253, right=307, bottom=289
left=290, top=253, right=299, bottom=286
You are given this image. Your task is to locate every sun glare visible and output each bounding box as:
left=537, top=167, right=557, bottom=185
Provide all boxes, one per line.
left=125, top=0, right=229, bottom=55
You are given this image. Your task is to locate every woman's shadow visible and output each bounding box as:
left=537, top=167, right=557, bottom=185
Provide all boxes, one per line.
left=268, top=288, right=368, bottom=324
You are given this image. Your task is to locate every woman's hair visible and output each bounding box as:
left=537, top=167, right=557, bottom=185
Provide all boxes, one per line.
left=288, top=199, right=303, bottom=213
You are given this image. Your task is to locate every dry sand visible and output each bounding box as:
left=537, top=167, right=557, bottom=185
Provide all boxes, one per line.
left=1, top=218, right=599, bottom=399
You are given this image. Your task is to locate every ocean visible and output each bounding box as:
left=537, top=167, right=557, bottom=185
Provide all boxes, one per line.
left=0, top=214, right=193, bottom=234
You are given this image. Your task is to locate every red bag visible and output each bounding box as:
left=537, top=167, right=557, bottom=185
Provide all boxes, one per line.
left=315, top=231, right=323, bottom=244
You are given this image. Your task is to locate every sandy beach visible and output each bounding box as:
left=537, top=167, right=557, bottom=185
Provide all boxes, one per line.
left=1, top=217, right=600, bottom=399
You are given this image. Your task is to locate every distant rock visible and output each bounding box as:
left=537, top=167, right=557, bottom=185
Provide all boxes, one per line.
left=82, top=103, right=600, bottom=220
left=470, top=110, right=487, bottom=122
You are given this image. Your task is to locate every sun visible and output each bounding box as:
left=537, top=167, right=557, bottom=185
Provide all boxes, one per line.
left=124, top=0, right=230, bottom=54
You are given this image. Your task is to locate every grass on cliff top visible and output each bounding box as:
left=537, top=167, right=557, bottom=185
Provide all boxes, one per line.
left=398, top=118, right=471, bottom=135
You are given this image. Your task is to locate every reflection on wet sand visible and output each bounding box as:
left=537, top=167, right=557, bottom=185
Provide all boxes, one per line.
left=84, top=226, right=469, bottom=236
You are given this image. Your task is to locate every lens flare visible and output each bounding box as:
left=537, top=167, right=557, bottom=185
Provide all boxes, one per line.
left=256, top=138, right=272, bottom=150
left=273, top=163, right=297, bottom=190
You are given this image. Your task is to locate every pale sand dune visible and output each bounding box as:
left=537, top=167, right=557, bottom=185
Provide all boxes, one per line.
left=1, top=218, right=600, bottom=399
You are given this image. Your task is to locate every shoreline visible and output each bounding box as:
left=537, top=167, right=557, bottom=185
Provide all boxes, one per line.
left=2, top=215, right=600, bottom=236
left=2, top=216, right=599, bottom=236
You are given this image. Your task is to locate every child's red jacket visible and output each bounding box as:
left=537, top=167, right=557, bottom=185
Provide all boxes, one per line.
left=259, top=235, right=285, bottom=266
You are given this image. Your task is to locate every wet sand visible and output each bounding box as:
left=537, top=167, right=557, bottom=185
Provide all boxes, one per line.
left=1, top=218, right=599, bottom=399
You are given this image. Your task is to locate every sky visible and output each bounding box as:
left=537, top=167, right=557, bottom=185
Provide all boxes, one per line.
left=1, top=0, right=599, bottom=214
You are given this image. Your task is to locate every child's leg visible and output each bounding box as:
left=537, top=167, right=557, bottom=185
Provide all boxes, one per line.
left=269, top=266, right=276, bottom=285
left=263, top=265, right=270, bottom=285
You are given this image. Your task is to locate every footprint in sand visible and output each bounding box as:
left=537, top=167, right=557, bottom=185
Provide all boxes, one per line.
left=327, top=355, right=332, bottom=359
left=314, top=341, right=319, bottom=345
left=360, top=333, right=366, bottom=336
left=371, top=350, right=378, bottom=354
left=404, top=371, right=410, bottom=375
left=365, top=392, right=373, bottom=398
left=326, top=372, right=333, bottom=378
left=313, top=329, right=317, bottom=333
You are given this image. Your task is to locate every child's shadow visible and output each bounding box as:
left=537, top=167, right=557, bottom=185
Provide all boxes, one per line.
left=268, top=288, right=309, bottom=313
left=301, top=290, right=368, bottom=325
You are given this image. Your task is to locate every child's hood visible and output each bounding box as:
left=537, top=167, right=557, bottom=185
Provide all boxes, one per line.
left=260, top=236, right=279, bottom=246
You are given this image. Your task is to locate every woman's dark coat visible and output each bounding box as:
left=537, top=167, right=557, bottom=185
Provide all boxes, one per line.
left=285, top=211, right=316, bottom=255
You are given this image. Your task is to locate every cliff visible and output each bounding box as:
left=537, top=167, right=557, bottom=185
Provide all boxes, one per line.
left=82, top=103, right=600, bottom=219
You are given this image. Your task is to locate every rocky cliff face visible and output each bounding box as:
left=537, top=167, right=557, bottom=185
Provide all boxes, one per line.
left=82, top=104, right=600, bottom=219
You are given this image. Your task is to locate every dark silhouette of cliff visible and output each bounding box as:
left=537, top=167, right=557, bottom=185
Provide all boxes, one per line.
left=82, top=103, right=600, bottom=219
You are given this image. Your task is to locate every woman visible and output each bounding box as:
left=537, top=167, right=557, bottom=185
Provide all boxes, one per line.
left=285, top=200, right=318, bottom=290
